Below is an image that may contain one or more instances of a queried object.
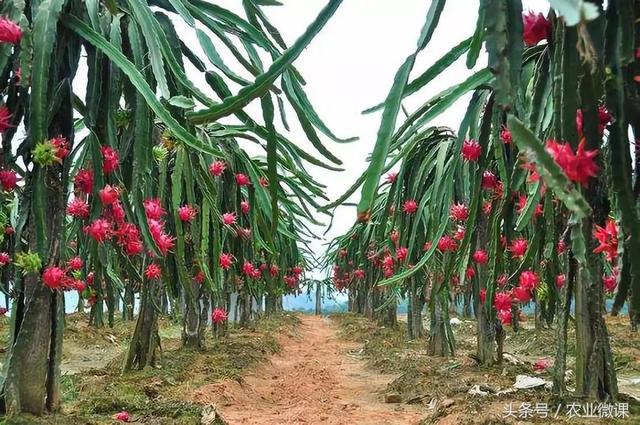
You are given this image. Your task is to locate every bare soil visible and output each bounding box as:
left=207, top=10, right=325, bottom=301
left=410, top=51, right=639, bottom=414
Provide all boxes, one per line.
left=0, top=312, right=299, bottom=424
left=2, top=311, right=638, bottom=424
left=194, top=315, right=424, bottom=425
left=332, top=313, right=640, bottom=425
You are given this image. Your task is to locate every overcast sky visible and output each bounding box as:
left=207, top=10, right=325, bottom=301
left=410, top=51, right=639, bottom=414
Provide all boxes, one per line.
left=126, top=1, right=553, bottom=279
left=211, top=0, right=550, bottom=275
left=54, top=1, right=554, bottom=311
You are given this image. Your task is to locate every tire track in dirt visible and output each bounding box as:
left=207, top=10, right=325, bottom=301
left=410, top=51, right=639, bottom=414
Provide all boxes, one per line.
left=191, top=315, right=424, bottom=424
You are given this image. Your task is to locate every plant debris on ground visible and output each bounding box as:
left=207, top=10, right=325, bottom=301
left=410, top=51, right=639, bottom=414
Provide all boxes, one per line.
left=331, top=313, right=640, bottom=425
left=0, top=312, right=300, bottom=425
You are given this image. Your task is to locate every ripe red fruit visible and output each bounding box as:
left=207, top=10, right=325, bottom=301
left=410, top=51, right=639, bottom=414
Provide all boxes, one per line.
left=284, top=275, right=298, bottom=288
left=124, top=240, right=144, bottom=256
left=0, top=252, right=11, bottom=266
left=546, top=139, right=599, bottom=187
left=449, top=203, right=469, bottom=222
left=235, top=173, right=250, bottom=186
left=194, top=271, right=205, bottom=284
left=269, top=264, right=280, bottom=277
left=396, top=247, right=408, bottom=262
left=437, top=235, right=458, bottom=253
left=354, top=269, right=365, bottom=280
left=222, top=212, right=237, bottom=226
left=383, top=266, right=394, bottom=278
left=497, top=274, right=509, bottom=287
left=534, top=203, right=543, bottom=218
left=42, top=266, right=66, bottom=290
left=211, top=308, right=228, bottom=324
left=494, top=292, right=512, bottom=311
left=0, top=169, right=19, bottom=191
left=145, top=263, right=161, bottom=280
left=70, top=280, right=86, bottom=292
left=74, top=169, right=94, bottom=194
left=453, top=226, right=465, bottom=241
left=482, top=171, right=499, bottom=190
left=0, top=17, right=22, bottom=44
left=593, top=218, right=618, bottom=262
left=555, top=274, right=566, bottom=288
left=569, top=140, right=600, bottom=186
left=509, top=238, right=528, bottom=258
left=603, top=274, right=617, bottom=292
left=512, top=286, right=532, bottom=303
left=99, top=185, right=120, bottom=206
left=500, top=127, right=512, bottom=144
left=498, top=309, right=512, bottom=326
left=390, top=229, right=400, bottom=245
left=518, top=270, right=540, bottom=291
left=382, top=255, right=394, bottom=269
left=208, top=160, right=226, bottom=177
left=100, top=146, right=119, bottom=174
left=522, top=12, right=551, bottom=46
left=461, top=139, right=482, bottom=162
left=143, top=198, right=165, bottom=220
left=148, top=219, right=163, bottom=240
left=67, top=257, right=83, bottom=271
left=242, top=261, right=256, bottom=277
left=402, top=199, right=418, bottom=215
left=83, top=219, right=111, bottom=243
left=110, top=201, right=126, bottom=224
left=250, top=268, right=262, bottom=280
left=153, top=232, right=174, bottom=256
left=219, top=253, right=234, bottom=270
left=465, top=266, right=475, bottom=280
left=178, top=205, right=197, bottom=222
left=113, top=223, right=144, bottom=256
left=472, top=249, right=489, bottom=265
left=533, top=358, right=552, bottom=372
left=113, top=411, right=130, bottom=423
left=240, top=201, right=250, bottom=215
left=557, top=240, right=567, bottom=255
left=51, top=136, right=69, bottom=160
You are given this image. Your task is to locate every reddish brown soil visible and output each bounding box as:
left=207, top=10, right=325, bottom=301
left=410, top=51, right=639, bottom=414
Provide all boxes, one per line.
left=191, top=315, right=424, bottom=424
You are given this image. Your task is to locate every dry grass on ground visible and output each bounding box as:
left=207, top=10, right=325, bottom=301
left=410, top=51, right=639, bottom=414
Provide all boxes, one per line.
left=0, top=312, right=300, bottom=425
left=331, top=313, right=640, bottom=425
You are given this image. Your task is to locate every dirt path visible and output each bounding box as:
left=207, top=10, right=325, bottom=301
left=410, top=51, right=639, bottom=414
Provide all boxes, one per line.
left=192, top=315, right=424, bottom=424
